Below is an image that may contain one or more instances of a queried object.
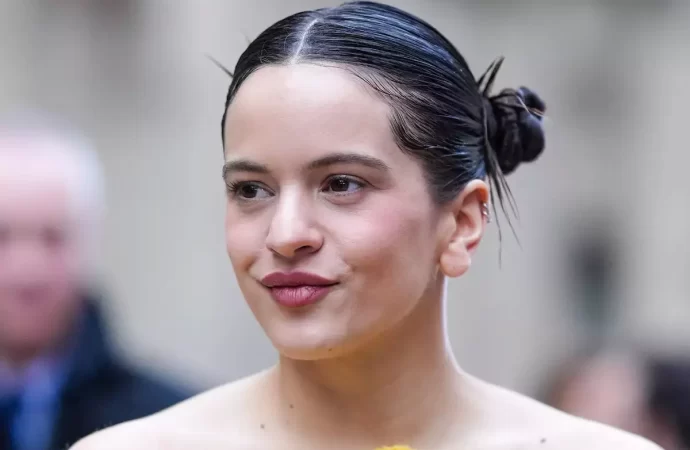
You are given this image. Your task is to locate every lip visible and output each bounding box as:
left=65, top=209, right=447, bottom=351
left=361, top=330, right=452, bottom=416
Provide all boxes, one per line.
left=260, top=271, right=338, bottom=308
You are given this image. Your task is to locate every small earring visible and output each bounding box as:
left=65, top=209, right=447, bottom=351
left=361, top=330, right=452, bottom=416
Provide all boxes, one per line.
left=481, top=202, right=491, bottom=224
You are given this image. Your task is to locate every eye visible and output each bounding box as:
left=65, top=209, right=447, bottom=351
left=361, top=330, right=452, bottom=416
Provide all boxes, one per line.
left=227, top=181, right=273, bottom=200
left=322, top=176, right=366, bottom=195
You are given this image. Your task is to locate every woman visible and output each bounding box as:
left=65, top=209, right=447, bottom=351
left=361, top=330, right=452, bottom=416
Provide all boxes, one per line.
left=74, top=2, right=659, bottom=449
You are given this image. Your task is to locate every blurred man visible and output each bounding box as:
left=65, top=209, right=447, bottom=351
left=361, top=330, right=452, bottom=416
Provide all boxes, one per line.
left=0, top=121, right=190, bottom=450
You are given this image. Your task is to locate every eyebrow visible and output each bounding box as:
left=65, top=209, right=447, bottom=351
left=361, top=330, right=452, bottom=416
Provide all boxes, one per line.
left=222, top=159, right=269, bottom=178
left=222, top=152, right=390, bottom=178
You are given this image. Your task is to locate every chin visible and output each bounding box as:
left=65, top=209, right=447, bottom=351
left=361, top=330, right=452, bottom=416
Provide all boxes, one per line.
left=276, top=345, right=342, bottom=361
left=266, top=324, right=359, bottom=361
left=2, top=332, right=54, bottom=359
left=269, top=332, right=344, bottom=361
left=269, top=320, right=385, bottom=362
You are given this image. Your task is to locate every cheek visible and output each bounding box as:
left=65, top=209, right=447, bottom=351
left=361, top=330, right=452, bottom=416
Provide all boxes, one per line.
left=225, top=206, right=265, bottom=271
left=329, top=200, right=437, bottom=286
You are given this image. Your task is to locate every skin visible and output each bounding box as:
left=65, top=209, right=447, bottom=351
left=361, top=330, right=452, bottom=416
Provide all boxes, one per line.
left=71, top=64, right=661, bottom=450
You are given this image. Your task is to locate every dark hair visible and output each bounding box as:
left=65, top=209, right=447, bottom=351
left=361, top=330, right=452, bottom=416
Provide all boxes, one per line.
left=219, top=1, right=546, bottom=217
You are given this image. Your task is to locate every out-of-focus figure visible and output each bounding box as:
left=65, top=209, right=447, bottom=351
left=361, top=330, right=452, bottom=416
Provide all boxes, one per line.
left=647, top=358, right=690, bottom=450
left=546, top=349, right=690, bottom=450
left=545, top=350, right=649, bottom=434
left=0, top=119, right=190, bottom=450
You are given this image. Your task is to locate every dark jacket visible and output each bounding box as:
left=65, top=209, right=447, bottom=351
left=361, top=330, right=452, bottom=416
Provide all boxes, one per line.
left=14, top=300, right=191, bottom=450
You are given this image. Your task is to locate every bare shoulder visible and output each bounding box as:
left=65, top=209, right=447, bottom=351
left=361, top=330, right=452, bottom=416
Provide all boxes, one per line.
left=564, top=422, right=663, bottom=450
left=70, top=370, right=273, bottom=450
left=69, top=420, right=260, bottom=450
left=69, top=420, right=162, bottom=450
left=466, top=377, right=663, bottom=450
left=537, top=410, right=663, bottom=450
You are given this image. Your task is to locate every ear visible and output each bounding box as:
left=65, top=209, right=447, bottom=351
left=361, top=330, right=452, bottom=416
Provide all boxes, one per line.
left=439, top=180, right=490, bottom=278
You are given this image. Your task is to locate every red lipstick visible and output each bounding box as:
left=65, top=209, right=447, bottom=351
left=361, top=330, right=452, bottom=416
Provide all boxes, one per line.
left=260, top=272, right=337, bottom=308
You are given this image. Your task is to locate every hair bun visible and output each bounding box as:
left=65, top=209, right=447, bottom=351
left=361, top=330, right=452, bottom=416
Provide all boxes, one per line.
left=485, top=86, right=546, bottom=175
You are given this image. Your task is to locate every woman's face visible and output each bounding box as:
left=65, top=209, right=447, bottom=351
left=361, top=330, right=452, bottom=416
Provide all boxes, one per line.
left=223, top=64, right=458, bottom=359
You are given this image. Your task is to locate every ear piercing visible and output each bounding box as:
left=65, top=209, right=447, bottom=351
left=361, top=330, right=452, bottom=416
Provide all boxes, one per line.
left=481, top=202, right=491, bottom=224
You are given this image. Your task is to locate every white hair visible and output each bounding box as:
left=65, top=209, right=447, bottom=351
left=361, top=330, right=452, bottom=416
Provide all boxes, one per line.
left=0, top=115, right=106, bottom=271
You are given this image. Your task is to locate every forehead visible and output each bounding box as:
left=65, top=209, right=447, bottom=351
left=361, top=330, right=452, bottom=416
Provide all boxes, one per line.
left=223, top=64, right=405, bottom=164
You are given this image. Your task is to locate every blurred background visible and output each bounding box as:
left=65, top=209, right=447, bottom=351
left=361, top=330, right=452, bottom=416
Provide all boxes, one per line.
left=1, top=0, right=690, bottom=448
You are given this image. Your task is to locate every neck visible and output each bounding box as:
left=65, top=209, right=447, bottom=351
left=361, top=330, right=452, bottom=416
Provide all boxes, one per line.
left=270, top=282, right=466, bottom=448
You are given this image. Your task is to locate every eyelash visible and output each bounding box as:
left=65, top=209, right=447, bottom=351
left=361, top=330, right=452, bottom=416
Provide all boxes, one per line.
left=225, top=181, right=270, bottom=197
left=225, top=180, right=242, bottom=194
left=225, top=175, right=368, bottom=201
left=322, top=175, right=366, bottom=195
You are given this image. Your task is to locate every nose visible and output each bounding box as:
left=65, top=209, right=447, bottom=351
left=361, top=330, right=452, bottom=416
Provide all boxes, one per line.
left=265, top=189, right=323, bottom=259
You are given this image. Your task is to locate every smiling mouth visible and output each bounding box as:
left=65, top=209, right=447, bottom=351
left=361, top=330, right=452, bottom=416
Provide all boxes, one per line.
left=260, top=271, right=338, bottom=308
left=267, top=285, right=336, bottom=308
